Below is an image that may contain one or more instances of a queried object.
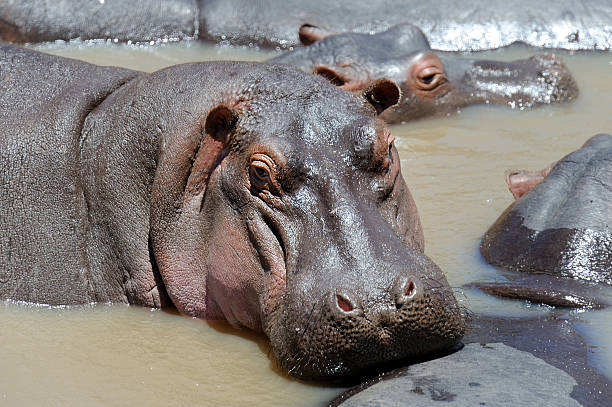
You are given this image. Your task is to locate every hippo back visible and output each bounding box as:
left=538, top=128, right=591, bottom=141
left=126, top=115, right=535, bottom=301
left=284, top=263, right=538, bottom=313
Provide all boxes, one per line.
left=0, top=44, right=138, bottom=304
left=481, top=134, right=612, bottom=284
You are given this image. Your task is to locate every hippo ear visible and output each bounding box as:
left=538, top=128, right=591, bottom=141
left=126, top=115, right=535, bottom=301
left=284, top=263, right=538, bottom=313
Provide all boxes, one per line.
left=363, top=78, right=401, bottom=115
left=313, top=65, right=350, bottom=87
left=299, top=24, right=336, bottom=45
left=204, top=105, right=238, bottom=143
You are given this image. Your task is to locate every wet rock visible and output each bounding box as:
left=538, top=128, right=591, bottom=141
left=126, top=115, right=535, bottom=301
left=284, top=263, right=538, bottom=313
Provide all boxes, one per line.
left=332, top=343, right=580, bottom=406
left=331, top=315, right=611, bottom=407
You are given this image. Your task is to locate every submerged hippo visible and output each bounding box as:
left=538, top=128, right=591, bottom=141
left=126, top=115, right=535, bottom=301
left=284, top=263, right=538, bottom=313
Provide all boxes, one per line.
left=478, top=134, right=612, bottom=307
left=0, top=44, right=465, bottom=380
left=271, top=24, right=578, bottom=123
left=202, top=0, right=612, bottom=51
left=2, top=0, right=611, bottom=51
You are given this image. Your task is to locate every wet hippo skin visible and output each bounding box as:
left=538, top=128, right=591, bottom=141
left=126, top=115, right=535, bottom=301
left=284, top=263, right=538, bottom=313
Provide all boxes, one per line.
left=482, top=134, right=612, bottom=284
left=0, top=0, right=199, bottom=43
left=200, top=0, right=612, bottom=51
left=1, top=0, right=611, bottom=51
left=271, top=24, right=578, bottom=123
left=478, top=134, right=612, bottom=307
left=0, top=44, right=464, bottom=380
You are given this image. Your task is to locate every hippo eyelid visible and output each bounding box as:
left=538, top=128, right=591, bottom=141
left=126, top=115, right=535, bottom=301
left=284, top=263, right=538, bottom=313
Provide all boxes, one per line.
left=249, top=153, right=283, bottom=196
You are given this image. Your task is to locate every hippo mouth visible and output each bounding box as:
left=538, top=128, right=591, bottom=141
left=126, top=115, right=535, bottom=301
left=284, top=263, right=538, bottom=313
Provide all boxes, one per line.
left=262, top=246, right=466, bottom=380
left=269, top=274, right=465, bottom=380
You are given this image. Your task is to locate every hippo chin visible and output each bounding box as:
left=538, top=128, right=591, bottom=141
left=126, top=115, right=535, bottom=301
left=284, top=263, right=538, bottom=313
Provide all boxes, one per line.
left=479, top=134, right=612, bottom=305
left=271, top=24, right=578, bottom=123
left=0, top=44, right=464, bottom=380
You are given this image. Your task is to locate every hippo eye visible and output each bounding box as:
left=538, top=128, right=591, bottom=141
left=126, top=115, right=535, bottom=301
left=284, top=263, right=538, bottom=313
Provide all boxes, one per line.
left=411, top=53, right=447, bottom=94
left=249, top=155, right=274, bottom=191
left=416, top=66, right=445, bottom=90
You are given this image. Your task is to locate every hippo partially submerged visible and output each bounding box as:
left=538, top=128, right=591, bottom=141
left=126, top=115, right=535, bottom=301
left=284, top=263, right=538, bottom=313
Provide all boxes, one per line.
left=271, top=24, right=578, bottom=123
left=0, top=44, right=464, bottom=380
left=478, top=134, right=612, bottom=307
left=2, top=0, right=611, bottom=51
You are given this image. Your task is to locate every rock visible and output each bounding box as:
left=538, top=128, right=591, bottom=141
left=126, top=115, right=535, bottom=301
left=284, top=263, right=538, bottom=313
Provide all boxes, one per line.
left=333, top=342, right=580, bottom=406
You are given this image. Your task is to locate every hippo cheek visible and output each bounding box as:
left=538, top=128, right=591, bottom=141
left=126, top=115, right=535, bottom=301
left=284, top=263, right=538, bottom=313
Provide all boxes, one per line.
left=204, top=219, right=265, bottom=331
left=243, top=211, right=288, bottom=319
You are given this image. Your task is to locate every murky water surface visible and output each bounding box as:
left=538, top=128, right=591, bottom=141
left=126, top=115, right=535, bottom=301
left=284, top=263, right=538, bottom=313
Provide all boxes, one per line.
left=1, top=41, right=611, bottom=406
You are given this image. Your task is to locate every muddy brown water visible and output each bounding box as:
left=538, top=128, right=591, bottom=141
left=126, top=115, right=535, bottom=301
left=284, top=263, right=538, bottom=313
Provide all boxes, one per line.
left=1, top=41, right=611, bottom=406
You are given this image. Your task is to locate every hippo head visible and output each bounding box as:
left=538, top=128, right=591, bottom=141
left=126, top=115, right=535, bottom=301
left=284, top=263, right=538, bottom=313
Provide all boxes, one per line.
left=272, top=23, right=578, bottom=123
left=149, top=63, right=464, bottom=380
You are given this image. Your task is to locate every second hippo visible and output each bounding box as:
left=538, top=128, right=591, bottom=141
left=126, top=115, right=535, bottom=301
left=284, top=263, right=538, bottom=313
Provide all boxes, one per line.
left=271, top=24, right=578, bottom=123
left=477, top=134, right=612, bottom=308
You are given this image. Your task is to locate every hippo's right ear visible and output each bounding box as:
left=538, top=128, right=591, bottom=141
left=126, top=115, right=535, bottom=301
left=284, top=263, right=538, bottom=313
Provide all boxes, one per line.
left=204, top=105, right=238, bottom=143
left=363, top=79, right=401, bottom=115
left=299, top=24, right=336, bottom=45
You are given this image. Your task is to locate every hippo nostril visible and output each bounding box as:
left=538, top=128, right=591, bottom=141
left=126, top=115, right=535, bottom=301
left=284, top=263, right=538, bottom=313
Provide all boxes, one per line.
left=405, top=279, right=416, bottom=298
left=336, top=294, right=354, bottom=312
left=395, top=276, right=420, bottom=308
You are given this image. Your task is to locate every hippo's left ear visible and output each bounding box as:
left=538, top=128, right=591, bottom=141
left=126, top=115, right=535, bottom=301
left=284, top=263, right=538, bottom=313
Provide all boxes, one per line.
left=204, top=105, right=238, bottom=143
left=363, top=79, right=401, bottom=115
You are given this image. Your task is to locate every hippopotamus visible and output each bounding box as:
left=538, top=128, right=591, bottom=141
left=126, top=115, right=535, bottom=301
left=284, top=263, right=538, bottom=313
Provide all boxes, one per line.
left=2, top=0, right=612, bottom=51
left=270, top=24, right=578, bottom=123
left=201, top=0, right=612, bottom=51
left=0, top=0, right=198, bottom=43
left=0, top=43, right=465, bottom=380
left=478, top=134, right=612, bottom=308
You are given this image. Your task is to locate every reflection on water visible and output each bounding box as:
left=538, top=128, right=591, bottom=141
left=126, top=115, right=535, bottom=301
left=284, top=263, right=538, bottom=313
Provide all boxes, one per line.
left=0, top=41, right=609, bottom=405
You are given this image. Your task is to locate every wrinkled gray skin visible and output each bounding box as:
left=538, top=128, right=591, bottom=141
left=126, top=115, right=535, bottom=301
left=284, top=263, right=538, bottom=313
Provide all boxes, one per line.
left=271, top=24, right=578, bottom=123
left=0, top=44, right=464, bottom=380
left=201, top=0, right=612, bottom=51
left=1, top=0, right=612, bottom=51
left=479, top=134, right=612, bottom=305
left=0, top=0, right=199, bottom=43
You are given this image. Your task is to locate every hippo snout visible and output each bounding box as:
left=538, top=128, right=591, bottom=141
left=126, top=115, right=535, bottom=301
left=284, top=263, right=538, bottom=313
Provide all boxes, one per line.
left=270, top=258, right=465, bottom=381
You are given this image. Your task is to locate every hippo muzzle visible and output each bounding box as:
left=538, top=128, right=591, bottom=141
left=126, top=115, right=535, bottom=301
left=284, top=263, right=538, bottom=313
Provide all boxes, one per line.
left=268, top=238, right=464, bottom=380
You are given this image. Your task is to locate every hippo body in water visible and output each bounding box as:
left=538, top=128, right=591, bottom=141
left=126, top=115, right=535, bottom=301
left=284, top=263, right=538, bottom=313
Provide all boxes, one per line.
left=1, top=0, right=611, bottom=51
left=478, top=134, right=612, bottom=308
left=271, top=24, right=578, bottom=123
left=200, top=0, right=612, bottom=51
left=0, top=44, right=464, bottom=380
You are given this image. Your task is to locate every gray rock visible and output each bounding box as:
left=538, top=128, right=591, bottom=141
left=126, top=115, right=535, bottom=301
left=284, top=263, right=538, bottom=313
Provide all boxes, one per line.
left=335, top=343, right=580, bottom=406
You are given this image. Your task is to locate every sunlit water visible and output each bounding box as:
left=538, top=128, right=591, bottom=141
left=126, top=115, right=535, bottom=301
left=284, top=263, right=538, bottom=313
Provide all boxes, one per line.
left=1, top=40, right=610, bottom=406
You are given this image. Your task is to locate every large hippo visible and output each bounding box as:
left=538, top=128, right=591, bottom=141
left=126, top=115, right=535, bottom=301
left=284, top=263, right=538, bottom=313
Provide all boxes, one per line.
left=478, top=134, right=612, bottom=307
left=271, top=24, right=578, bottom=123
left=0, top=44, right=465, bottom=380
left=1, top=0, right=611, bottom=51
